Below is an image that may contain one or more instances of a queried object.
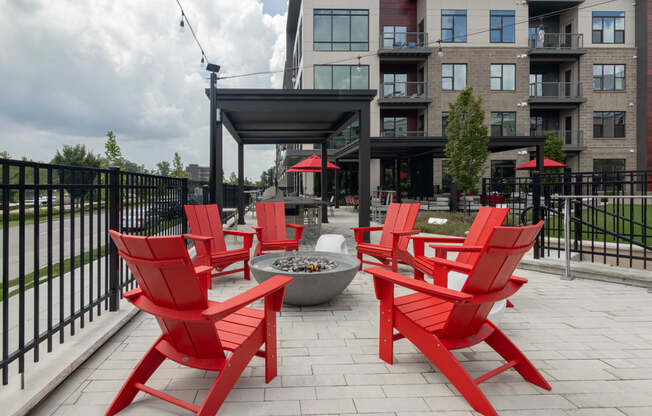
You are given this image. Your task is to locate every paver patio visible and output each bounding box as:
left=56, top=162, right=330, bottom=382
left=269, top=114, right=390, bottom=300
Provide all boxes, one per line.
left=31, top=208, right=652, bottom=415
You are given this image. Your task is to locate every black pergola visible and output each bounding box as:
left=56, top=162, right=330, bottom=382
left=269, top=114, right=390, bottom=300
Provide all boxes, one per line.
left=206, top=85, right=377, bottom=229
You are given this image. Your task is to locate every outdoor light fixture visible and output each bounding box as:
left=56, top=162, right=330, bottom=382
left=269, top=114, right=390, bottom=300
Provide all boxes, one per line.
left=518, top=150, right=528, bottom=155
left=206, top=63, right=221, bottom=73
left=437, top=40, right=443, bottom=57
left=356, top=56, right=362, bottom=72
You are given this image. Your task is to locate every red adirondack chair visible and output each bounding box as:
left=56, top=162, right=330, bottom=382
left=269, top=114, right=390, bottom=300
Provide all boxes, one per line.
left=412, top=207, right=509, bottom=285
left=368, top=221, right=549, bottom=416
left=106, top=231, right=292, bottom=416
left=253, top=201, right=305, bottom=256
left=185, top=204, right=255, bottom=286
left=352, top=203, right=420, bottom=272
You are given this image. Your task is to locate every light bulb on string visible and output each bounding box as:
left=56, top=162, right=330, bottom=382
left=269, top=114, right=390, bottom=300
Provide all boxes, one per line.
left=437, top=41, right=443, bottom=57
left=356, top=56, right=361, bottom=72
left=200, top=55, right=205, bottom=69
left=179, top=14, right=185, bottom=33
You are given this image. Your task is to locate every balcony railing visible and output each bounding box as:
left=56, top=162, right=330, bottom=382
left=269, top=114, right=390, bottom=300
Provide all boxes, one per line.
left=530, top=129, right=584, bottom=147
left=529, top=32, right=584, bottom=50
left=380, top=32, right=429, bottom=49
left=381, top=130, right=427, bottom=137
left=529, top=82, right=583, bottom=99
left=382, top=82, right=428, bottom=99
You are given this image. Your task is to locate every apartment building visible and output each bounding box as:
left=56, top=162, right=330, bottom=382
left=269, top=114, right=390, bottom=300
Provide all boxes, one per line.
left=185, top=164, right=210, bottom=182
left=280, top=0, right=647, bottom=198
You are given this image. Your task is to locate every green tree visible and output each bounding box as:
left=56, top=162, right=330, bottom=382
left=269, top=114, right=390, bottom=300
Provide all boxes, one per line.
left=172, top=152, right=189, bottom=178
left=259, top=167, right=275, bottom=189
left=0, top=151, right=9, bottom=159
left=51, top=144, right=103, bottom=202
left=443, top=86, right=490, bottom=194
left=156, top=161, right=171, bottom=177
left=227, top=171, right=238, bottom=184
left=543, top=131, right=565, bottom=164
left=104, top=131, right=122, bottom=167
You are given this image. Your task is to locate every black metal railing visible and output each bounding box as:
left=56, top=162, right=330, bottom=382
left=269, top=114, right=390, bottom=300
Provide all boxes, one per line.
left=0, top=157, right=256, bottom=386
left=482, top=170, right=651, bottom=268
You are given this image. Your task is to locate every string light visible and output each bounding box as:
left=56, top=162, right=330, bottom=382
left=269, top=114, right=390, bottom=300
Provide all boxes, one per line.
left=175, top=0, right=211, bottom=71
left=356, top=56, right=361, bottom=72
left=179, top=13, right=185, bottom=33
left=215, top=0, right=618, bottom=81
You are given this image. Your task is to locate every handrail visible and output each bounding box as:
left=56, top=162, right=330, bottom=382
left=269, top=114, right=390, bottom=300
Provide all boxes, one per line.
left=379, top=32, right=429, bottom=49
left=529, top=82, right=583, bottom=98
left=381, top=81, right=428, bottom=98
left=529, top=32, right=584, bottom=49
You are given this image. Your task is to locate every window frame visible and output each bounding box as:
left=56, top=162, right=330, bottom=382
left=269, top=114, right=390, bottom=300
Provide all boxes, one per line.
left=382, top=25, right=408, bottom=48
left=490, top=64, right=516, bottom=91
left=593, top=111, right=626, bottom=138
left=592, top=11, right=625, bottom=44
left=441, top=9, right=467, bottom=43
left=442, top=63, right=467, bottom=91
left=313, top=64, right=370, bottom=90
left=382, top=116, right=409, bottom=137
left=490, top=10, right=515, bottom=43
left=313, top=9, right=369, bottom=51
left=592, top=64, right=625, bottom=91
left=490, top=112, right=517, bottom=136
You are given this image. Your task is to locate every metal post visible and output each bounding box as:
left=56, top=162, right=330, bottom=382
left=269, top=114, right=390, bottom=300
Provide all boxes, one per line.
left=321, top=141, right=328, bottom=223
left=359, top=105, right=371, bottom=241
left=450, top=182, right=458, bottom=212
left=237, top=142, right=245, bottom=225
left=334, top=166, right=340, bottom=208
left=393, top=159, right=400, bottom=203
left=202, top=185, right=209, bottom=204
left=209, top=72, right=217, bottom=205
left=108, top=167, right=120, bottom=311
left=532, top=171, right=541, bottom=259
left=481, top=179, right=487, bottom=206
left=563, top=198, right=572, bottom=280
left=181, top=177, right=188, bottom=234
left=215, top=111, right=223, bottom=221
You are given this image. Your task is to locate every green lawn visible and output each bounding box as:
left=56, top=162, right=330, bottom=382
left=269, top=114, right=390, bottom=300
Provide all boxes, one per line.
left=415, top=212, right=474, bottom=236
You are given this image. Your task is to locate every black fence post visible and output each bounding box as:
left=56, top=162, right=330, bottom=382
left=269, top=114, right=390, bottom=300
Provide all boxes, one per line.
left=450, top=182, right=458, bottom=212
left=181, top=177, right=188, bottom=234
left=532, top=172, right=541, bottom=259
left=574, top=174, right=582, bottom=254
left=108, top=166, right=120, bottom=311
left=202, top=185, right=209, bottom=205
left=481, top=179, right=487, bottom=206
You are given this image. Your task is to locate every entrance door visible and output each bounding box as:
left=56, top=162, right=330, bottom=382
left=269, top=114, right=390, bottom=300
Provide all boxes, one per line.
left=564, top=70, right=572, bottom=97
left=564, top=24, right=572, bottom=48
left=564, top=116, right=572, bottom=144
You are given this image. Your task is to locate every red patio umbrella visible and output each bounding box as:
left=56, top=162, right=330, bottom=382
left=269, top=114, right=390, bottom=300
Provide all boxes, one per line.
left=287, top=155, right=341, bottom=172
left=515, top=157, right=567, bottom=171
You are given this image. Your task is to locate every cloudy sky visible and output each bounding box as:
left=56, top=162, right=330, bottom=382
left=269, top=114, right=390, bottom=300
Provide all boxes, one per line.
left=0, top=0, right=288, bottom=181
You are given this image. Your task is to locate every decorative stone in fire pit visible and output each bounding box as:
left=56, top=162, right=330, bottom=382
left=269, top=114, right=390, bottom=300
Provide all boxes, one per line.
left=249, top=251, right=359, bottom=306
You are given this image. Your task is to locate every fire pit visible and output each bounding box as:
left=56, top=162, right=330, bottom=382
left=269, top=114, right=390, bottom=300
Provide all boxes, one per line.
left=249, top=251, right=359, bottom=306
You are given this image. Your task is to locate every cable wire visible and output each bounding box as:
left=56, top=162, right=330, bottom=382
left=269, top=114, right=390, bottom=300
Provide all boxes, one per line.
left=216, top=0, right=619, bottom=81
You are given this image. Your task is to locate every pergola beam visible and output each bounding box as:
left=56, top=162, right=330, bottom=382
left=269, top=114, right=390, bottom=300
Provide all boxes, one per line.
left=221, top=111, right=242, bottom=145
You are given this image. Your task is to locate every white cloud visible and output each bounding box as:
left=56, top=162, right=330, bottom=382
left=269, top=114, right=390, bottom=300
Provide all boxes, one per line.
left=0, top=0, right=286, bottom=180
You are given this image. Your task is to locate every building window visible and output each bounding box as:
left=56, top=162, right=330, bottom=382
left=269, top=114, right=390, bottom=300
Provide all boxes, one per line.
left=491, top=160, right=516, bottom=179
left=383, top=117, right=408, bottom=137
left=490, top=10, right=515, bottom=43
left=382, top=26, right=407, bottom=48
left=593, top=64, right=625, bottom=91
left=490, top=64, right=516, bottom=91
left=441, top=10, right=466, bottom=43
left=313, top=9, right=369, bottom=51
left=383, top=73, right=408, bottom=97
left=491, top=112, right=516, bottom=136
left=314, top=65, right=369, bottom=89
left=592, top=12, right=625, bottom=44
left=442, top=64, right=466, bottom=91
left=593, top=112, right=625, bottom=138
left=594, top=159, right=625, bottom=172
left=442, top=112, right=449, bottom=137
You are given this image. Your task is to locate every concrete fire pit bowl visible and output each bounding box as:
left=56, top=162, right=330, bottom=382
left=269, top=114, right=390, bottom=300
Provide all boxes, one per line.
left=249, top=251, right=360, bottom=306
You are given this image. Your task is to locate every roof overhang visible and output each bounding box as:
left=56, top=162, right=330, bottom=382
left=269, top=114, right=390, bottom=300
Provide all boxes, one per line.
left=206, top=88, right=377, bottom=145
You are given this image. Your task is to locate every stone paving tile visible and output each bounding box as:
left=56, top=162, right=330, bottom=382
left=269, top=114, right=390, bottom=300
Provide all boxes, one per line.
left=30, top=209, right=652, bottom=415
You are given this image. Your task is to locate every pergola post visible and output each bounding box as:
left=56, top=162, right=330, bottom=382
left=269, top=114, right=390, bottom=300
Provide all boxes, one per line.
left=321, top=141, right=328, bottom=223
left=394, top=158, right=400, bottom=203
left=334, top=165, right=339, bottom=208
left=358, top=103, right=371, bottom=242
left=237, top=142, right=245, bottom=225
left=209, top=73, right=223, bottom=221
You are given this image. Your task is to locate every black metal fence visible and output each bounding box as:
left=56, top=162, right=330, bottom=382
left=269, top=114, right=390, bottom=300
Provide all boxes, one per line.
left=0, top=157, right=257, bottom=386
left=482, top=170, right=651, bottom=269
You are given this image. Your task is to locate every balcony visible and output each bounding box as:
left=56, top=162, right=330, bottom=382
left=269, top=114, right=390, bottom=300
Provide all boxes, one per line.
left=528, top=33, right=586, bottom=60
left=377, top=32, right=432, bottom=61
left=530, top=129, right=586, bottom=152
left=380, top=130, right=427, bottom=138
left=377, top=81, right=432, bottom=108
left=528, top=82, right=586, bottom=107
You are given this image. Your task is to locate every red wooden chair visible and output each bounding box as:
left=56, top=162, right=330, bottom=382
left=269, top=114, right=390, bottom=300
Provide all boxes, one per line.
left=253, top=201, right=305, bottom=256
left=352, top=203, right=420, bottom=272
left=185, top=204, right=256, bottom=286
left=368, top=221, right=549, bottom=416
left=106, top=231, right=292, bottom=416
left=412, top=207, right=509, bottom=285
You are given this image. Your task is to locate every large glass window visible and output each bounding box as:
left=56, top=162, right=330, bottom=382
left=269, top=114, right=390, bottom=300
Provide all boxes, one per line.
left=594, top=159, right=625, bottom=172
left=314, top=9, right=369, bottom=51
left=382, top=26, right=408, bottom=48
left=491, top=112, right=516, bottom=136
left=593, top=64, right=625, bottom=91
left=592, top=11, right=625, bottom=44
left=383, top=117, right=408, bottom=137
left=314, top=65, right=369, bottom=89
left=593, top=112, right=625, bottom=138
left=442, top=64, right=466, bottom=91
left=383, top=73, right=408, bottom=97
left=490, top=64, right=516, bottom=91
left=442, top=10, right=467, bottom=43
left=490, top=10, right=515, bottom=43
